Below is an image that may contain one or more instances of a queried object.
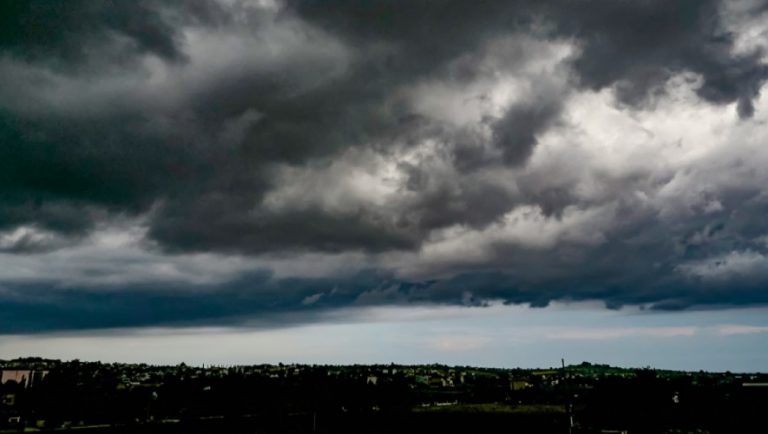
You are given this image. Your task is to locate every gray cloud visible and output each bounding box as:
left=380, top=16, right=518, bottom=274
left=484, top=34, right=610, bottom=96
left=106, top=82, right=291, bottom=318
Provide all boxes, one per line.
left=0, top=0, right=228, bottom=68
left=540, top=0, right=768, bottom=117
left=1, top=0, right=768, bottom=332
left=3, top=0, right=765, bottom=247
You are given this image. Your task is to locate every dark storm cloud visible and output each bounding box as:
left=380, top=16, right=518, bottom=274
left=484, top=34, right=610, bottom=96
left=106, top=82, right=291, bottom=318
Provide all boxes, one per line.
left=0, top=0, right=228, bottom=67
left=491, top=98, right=563, bottom=166
left=3, top=247, right=768, bottom=333
left=0, top=110, right=208, bottom=236
left=543, top=0, right=768, bottom=118
left=150, top=204, right=420, bottom=254
left=396, top=168, right=517, bottom=230
left=3, top=0, right=765, bottom=248
left=290, top=0, right=768, bottom=119
left=2, top=0, right=768, bottom=332
left=0, top=270, right=394, bottom=333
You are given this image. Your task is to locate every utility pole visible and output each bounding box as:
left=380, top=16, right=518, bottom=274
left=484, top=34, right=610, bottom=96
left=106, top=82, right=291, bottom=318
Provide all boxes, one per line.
left=562, top=358, right=573, bottom=434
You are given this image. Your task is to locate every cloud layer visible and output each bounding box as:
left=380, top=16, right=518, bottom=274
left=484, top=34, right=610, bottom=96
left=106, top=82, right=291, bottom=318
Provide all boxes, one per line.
left=2, top=0, right=768, bottom=332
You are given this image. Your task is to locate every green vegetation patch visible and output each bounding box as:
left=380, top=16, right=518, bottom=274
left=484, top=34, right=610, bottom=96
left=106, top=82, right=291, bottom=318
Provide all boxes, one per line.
left=412, top=403, right=566, bottom=414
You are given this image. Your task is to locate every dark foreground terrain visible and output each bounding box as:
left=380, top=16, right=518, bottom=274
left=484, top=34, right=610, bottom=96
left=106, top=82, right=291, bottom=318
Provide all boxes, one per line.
left=1, top=358, right=766, bottom=433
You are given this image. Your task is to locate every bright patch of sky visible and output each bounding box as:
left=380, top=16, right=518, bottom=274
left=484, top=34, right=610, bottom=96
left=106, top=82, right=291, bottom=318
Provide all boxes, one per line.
left=2, top=303, right=766, bottom=372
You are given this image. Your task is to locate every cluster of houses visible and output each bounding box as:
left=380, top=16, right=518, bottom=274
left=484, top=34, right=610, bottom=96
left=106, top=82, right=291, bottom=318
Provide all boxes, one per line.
left=0, top=358, right=564, bottom=395
left=2, top=358, right=767, bottom=432
left=3, top=358, right=768, bottom=393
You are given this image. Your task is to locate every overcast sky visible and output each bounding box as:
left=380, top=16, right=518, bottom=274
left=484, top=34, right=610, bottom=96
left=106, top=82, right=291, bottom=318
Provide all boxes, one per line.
left=2, top=0, right=768, bottom=370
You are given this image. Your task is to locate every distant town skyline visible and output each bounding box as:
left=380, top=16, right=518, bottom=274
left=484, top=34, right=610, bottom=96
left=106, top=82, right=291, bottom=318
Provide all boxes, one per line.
left=2, top=1, right=768, bottom=369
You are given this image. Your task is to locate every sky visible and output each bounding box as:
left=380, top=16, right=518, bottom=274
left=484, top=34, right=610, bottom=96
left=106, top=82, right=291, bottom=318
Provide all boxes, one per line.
left=1, top=0, right=768, bottom=371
